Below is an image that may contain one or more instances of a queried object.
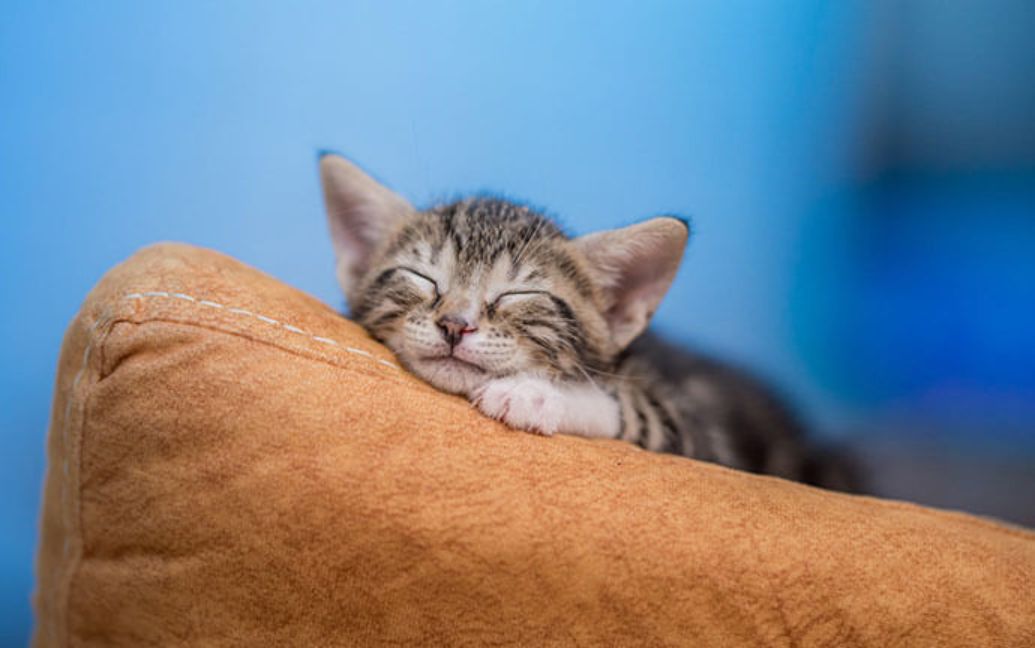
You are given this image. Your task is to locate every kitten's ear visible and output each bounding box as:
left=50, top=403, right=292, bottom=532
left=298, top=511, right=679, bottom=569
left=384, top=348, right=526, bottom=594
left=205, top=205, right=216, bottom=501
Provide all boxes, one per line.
left=320, top=153, right=414, bottom=296
left=573, top=217, right=689, bottom=349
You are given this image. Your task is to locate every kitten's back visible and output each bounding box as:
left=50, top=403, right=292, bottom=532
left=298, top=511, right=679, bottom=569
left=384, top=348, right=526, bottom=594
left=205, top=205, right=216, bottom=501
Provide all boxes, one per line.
left=625, top=331, right=863, bottom=492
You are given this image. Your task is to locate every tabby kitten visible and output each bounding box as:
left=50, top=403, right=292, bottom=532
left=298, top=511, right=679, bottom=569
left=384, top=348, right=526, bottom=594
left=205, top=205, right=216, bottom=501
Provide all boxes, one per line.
left=320, top=153, right=856, bottom=490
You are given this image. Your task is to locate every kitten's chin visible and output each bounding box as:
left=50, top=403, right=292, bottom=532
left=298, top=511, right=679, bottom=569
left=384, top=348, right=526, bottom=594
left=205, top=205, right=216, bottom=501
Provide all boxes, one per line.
left=405, top=356, right=490, bottom=396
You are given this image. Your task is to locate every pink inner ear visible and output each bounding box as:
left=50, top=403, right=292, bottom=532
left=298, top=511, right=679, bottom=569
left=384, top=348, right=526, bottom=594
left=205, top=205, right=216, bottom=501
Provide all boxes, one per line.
left=575, top=218, right=687, bottom=347
left=606, top=282, right=657, bottom=347
left=321, top=155, right=414, bottom=294
left=329, top=203, right=399, bottom=297
left=328, top=203, right=380, bottom=266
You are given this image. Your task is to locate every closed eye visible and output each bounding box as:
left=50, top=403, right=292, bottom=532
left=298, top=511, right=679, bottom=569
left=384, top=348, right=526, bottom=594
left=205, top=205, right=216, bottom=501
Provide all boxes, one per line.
left=493, top=290, right=550, bottom=308
left=397, top=267, right=439, bottom=298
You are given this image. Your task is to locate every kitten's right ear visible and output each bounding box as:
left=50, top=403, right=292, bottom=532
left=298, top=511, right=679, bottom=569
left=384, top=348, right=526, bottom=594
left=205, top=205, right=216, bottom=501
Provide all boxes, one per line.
left=320, top=153, right=414, bottom=297
left=573, top=217, right=689, bottom=350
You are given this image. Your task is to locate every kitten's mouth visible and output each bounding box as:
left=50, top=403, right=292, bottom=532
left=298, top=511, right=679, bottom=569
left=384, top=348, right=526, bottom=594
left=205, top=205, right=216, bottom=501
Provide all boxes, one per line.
left=422, top=355, right=486, bottom=374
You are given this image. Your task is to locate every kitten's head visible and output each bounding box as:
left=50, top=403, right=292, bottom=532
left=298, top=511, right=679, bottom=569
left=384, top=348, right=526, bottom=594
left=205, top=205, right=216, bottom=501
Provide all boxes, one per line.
left=320, top=153, right=688, bottom=395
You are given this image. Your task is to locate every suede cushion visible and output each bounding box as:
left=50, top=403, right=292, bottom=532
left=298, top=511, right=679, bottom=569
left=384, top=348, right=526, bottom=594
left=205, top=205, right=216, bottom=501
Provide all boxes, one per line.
left=34, top=243, right=1035, bottom=647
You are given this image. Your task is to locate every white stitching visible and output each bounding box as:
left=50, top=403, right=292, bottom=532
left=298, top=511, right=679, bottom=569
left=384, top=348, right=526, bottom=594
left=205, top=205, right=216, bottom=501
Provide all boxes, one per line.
left=118, top=291, right=399, bottom=370
left=344, top=346, right=372, bottom=358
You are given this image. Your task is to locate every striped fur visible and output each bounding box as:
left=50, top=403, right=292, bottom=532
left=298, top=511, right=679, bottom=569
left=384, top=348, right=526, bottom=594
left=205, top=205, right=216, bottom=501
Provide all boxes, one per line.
left=321, top=154, right=859, bottom=491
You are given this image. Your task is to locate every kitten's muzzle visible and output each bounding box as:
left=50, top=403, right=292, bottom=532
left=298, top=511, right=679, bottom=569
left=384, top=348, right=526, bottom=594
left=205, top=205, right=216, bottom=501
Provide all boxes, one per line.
left=436, top=314, right=478, bottom=347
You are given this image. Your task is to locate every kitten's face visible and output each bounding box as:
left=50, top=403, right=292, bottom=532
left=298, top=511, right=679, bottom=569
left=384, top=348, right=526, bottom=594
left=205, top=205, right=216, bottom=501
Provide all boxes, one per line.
left=320, top=153, right=688, bottom=396
left=350, top=200, right=612, bottom=395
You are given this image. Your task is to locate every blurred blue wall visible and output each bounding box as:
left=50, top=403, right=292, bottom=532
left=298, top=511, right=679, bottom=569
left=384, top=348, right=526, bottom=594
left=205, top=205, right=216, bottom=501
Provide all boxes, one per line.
left=2, top=2, right=1032, bottom=643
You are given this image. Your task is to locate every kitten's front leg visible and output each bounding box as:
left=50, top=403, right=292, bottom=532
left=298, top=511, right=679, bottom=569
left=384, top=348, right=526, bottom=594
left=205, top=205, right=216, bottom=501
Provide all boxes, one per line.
left=472, top=377, right=621, bottom=439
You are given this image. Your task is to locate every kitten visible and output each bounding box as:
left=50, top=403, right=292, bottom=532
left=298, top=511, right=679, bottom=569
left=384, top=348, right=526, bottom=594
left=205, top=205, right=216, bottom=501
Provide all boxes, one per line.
left=319, top=153, right=858, bottom=491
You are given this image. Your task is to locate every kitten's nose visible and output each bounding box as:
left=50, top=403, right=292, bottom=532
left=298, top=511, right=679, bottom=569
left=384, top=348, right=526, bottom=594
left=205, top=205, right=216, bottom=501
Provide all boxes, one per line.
left=436, top=314, right=477, bottom=347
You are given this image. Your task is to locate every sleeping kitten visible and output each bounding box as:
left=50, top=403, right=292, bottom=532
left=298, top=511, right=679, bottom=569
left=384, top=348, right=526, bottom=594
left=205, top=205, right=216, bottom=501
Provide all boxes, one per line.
left=319, top=153, right=858, bottom=491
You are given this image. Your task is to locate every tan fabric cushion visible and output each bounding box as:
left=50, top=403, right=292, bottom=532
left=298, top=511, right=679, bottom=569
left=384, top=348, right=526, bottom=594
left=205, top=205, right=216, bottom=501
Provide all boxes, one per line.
left=35, top=243, right=1035, bottom=647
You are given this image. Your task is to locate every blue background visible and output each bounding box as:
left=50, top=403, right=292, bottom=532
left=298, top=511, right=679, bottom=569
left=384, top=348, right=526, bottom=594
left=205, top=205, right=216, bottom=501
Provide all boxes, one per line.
left=2, top=2, right=1033, bottom=643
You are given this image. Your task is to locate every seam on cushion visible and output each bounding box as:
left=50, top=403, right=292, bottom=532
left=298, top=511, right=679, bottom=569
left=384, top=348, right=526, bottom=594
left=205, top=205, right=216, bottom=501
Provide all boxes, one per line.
left=107, top=317, right=427, bottom=395
left=123, top=291, right=401, bottom=370
left=55, top=305, right=117, bottom=648
left=115, top=292, right=476, bottom=419
left=110, top=319, right=487, bottom=439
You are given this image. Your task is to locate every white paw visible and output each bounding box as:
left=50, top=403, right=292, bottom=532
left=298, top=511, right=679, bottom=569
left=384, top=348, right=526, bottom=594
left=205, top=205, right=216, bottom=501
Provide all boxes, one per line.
left=472, top=377, right=566, bottom=436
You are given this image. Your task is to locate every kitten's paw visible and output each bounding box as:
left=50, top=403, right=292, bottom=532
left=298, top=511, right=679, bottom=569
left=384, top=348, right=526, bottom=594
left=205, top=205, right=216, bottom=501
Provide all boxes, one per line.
left=472, top=377, right=566, bottom=436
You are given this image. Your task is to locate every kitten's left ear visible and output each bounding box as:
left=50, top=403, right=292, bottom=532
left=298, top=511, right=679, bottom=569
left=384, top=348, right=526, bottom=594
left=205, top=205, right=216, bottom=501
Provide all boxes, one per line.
left=320, top=153, right=415, bottom=298
left=573, top=217, right=689, bottom=349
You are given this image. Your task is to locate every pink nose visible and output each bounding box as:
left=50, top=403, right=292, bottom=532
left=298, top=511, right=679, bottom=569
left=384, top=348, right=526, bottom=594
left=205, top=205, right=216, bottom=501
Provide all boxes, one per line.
left=436, top=314, right=477, bottom=347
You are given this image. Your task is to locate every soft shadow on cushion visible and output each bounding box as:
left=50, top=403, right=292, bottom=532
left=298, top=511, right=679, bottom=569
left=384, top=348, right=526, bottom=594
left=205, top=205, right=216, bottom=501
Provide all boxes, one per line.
left=34, top=243, right=1035, bottom=647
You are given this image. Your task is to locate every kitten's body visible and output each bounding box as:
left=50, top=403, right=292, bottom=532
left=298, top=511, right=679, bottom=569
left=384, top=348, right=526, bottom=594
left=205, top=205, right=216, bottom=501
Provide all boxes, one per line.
left=617, top=333, right=856, bottom=489
left=320, top=154, right=857, bottom=491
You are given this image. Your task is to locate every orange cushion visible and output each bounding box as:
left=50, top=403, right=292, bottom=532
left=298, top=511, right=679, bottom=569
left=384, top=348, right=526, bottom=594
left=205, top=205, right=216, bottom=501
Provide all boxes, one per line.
left=35, top=243, right=1035, bottom=646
